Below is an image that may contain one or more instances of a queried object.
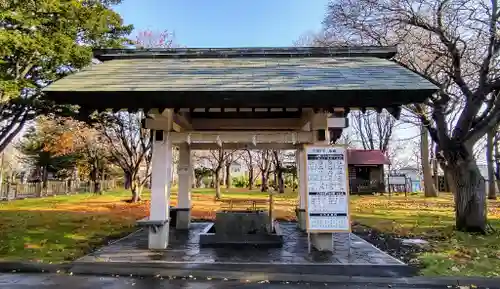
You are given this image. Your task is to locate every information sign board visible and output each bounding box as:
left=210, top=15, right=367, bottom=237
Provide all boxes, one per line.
left=304, top=145, right=350, bottom=232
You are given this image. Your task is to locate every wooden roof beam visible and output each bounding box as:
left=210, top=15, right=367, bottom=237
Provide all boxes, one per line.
left=170, top=131, right=315, bottom=145
left=190, top=118, right=301, bottom=130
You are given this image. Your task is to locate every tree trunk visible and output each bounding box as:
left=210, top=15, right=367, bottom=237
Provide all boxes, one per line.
left=35, top=166, right=43, bottom=197
left=42, top=165, right=49, bottom=196
left=195, top=175, right=202, bottom=188
left=277, top=169, right=285, bottom=193
left=495, top=134, right=500, bottom=197
left=0, top=152, right=4, bottom=197
left=126, top=170, right=141, bottom=202
left=432, top=145, right=440, bottom=190
left=433, top=158, right=439, bottom=190
left=261, top=170, right=268, bottom=192
left=130, top=186, right=141, bottom=202
left=192, top=167, right=197, bottom=188
left=214, top=167, right=221, bottom=199
left=91, top=162, right=101, bottom=194
left=93, top=179, right=101, bottom=194
left=246, top=150, right=254, bottom=190
left=67, top=178, right=72, bottom=194
left=487, top=127, right=497, bottom=199
left=421, top=125, right=438, bottom=197
left=130, top=175, right=142, bottom=202
left=124, top=171, right=132, bottom=190
left=101, top=165, right=106, bottom=191
left=265, top=170, right=272, bottom=192
left=444, top=166, right=455, bottom=196
left=446, top=151, right=487, bottom=233
left=225, top=162, right=231, bottom=188
left=248, top=168, right=254, bottom=190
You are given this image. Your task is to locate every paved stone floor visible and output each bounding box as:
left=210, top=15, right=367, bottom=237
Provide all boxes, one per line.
left=80, top=222, right=403, bottom=265
left=0, top=274, right=496, bottom=289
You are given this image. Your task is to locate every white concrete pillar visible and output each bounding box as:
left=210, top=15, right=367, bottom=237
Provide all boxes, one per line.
left=296, top=149, right=307, bottom=230
left=176, top=143, right=192, bottom=230
left=148, top=130, right=172, bottom=250
left=310, top=112, right=335, bottom=252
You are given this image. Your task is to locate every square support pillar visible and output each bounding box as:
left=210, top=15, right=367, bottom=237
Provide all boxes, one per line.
left=309, top=112, right=335, bottom=252
left=148, top=130, right=172, bottom=250
left=176, top=143, right=192, bottom=230
left=296, top=149, right=307, bottom=231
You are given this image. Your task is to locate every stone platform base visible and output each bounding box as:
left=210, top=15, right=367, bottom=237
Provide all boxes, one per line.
left=76, top=222, right=413, bottom=278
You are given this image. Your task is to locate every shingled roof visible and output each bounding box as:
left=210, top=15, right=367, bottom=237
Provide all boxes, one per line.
left=42, top=47, right=438, bottom=109
left=46, top=57, right=437, bottom=92
left=347, top=149, right=391, bottom=165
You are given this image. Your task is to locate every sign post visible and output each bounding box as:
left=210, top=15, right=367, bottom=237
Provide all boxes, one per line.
left=304, top=145, right=351, bottom=253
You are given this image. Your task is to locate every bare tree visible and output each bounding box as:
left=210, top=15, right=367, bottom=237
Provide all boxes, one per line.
left=99, top=111, right=151, bottom=202
left=338, top=129, right=357, bottom=147
left=255, top=150, right=272, bottom=192
left=350, top=110, right=395, bottom=152
left=201, top=148, right=235, bottom=199
left=272, top=150, right=286, bottom=193
left=385, top=142, right=406, bottom=170
left=241, top=149, right=257, bottom=190
left=320, top=0, right=500, bottom=232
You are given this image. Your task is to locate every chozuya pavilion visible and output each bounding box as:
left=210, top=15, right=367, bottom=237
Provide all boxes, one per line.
left=43, top=47, right=437, bottom=252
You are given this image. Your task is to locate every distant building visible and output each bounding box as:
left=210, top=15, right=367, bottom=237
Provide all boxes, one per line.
left=398, top=167, right=421, bottom=192
left=347, top=150, right=390, bottom=194
left=399, top=167, right=420, bottom=181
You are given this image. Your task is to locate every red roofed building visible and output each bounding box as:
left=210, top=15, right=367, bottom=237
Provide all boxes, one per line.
left=347, top=149, right=390, bottom=194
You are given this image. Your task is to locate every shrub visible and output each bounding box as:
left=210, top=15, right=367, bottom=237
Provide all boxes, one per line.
left=232, top=175, right=249, bottom=188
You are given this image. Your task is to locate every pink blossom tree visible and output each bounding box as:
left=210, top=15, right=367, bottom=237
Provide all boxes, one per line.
left=134, top=29, right=180, bottom=48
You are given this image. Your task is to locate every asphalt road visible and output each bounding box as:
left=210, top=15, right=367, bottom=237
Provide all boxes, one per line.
left=0, top=273, right=495, bottom=289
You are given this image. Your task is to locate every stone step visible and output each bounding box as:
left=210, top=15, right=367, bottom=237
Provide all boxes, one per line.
left=70, top=261, right=416, bottom=278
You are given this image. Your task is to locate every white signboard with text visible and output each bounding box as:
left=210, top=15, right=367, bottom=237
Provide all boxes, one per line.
left=305, top=145, right=351, bottom=232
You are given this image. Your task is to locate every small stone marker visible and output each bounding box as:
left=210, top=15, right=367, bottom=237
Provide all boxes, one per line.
left=400, top=238, right=429, bottom=246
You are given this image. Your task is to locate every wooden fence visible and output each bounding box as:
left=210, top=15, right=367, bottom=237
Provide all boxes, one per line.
left=349, top=179, right=386, bottom=194
left=0, top=180, right=117, bottom=200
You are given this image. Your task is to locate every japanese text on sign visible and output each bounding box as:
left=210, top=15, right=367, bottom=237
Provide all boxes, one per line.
left=305, top=145, right=350, bottom=232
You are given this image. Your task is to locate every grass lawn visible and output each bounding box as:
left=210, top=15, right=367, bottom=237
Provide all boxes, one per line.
left=0, top=188, right=499, bottom=277
left=0, top=190, right=149, bottom=263
left=350, top=193, right=500, bottom=277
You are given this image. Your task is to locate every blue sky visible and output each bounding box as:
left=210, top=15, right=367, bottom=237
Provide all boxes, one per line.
left=114, top=0, right=329, bottom=47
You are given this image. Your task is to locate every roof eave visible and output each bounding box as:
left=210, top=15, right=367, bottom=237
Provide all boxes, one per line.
left=42, top=89, right=434, bottom=111
left=93, top=46, right=397, bottom=61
